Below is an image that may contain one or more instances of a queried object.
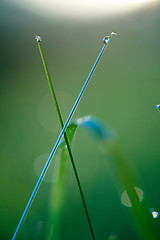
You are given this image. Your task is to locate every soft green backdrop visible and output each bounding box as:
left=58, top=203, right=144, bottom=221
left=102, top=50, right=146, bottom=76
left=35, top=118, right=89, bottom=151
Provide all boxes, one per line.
left=0, top=1, right=160, bottom=239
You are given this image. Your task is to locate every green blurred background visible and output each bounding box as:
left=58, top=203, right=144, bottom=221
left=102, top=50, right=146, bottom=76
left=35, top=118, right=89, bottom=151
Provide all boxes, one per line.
left=0, top=0, right=160, bottom=239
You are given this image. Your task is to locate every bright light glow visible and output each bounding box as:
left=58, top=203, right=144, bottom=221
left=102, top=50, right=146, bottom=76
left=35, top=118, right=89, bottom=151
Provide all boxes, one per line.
left=9, top=0, right=158, bottom=20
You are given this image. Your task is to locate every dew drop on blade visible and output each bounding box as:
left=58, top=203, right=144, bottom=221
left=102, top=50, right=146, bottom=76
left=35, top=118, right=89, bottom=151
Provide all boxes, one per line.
left=35, top=35, right=41, bottom=43
left=150, top=208, right=159, bottom=219
left=103, top=32, right=117, bottom=45
left=103, top=36, right=110, bottom=45
left=59, top=140, right=63, bottom=147
left=156, top=104, right=160, bottom=111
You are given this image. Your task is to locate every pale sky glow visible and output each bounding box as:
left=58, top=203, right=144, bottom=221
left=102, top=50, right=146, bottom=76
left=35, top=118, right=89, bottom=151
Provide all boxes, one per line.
left=9, top=0, right=158, bottom=20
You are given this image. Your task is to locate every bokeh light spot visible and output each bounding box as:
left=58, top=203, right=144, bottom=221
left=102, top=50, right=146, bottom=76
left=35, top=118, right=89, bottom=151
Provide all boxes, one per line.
left=121, top=187, right=144, bottom=207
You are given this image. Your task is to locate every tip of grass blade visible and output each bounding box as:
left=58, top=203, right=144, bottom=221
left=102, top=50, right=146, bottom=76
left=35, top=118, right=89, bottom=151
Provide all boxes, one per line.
left=74, top=116, right=116, bottom=141
left=103, top=32, right=117, bottom=45
left=35, top=35, right=41, bottom=43
left=110, top=32, right=117, bottom=37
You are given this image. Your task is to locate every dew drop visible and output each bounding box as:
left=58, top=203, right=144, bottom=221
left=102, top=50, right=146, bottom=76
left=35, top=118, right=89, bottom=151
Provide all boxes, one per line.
left=121, top=187, right=144, bottom=207
left=110, top=32, right=117, bottom=36
left=150, top=208, right=159, bottom=219
left=103, top=32, right=117, bottom=45
left=35, top=35, right=41, bottom=43
left=59, top=140, right=63, bottom=147
left=103, top=36, right=110, bottom=45
left=156, top=104, right=160, bottom=111
left=152, top=211, right=159, bottom=219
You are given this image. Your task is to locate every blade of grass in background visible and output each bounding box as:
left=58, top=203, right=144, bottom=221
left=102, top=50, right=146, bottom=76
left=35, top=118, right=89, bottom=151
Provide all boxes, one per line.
left=109, top=146, right=159, bottom=240
left=50, top=116, right=159, bottom=240
left=47, top=116, right=114, bottom=238
left=48, top=124, right=78, bottom=239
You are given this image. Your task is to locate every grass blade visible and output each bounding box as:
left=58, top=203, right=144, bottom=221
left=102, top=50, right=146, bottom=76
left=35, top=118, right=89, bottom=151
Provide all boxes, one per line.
left=48, top=124, right=77, bottom=238
left=47, top=116, right=114, bottom=238
left=36, top=36, right=95, bottom=239
left=51, top=116, right=159, bottom=240
left=12, top=33, right=115, bottom=240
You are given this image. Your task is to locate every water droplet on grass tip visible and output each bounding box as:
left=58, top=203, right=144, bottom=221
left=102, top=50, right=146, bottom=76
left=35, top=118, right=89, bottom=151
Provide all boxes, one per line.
left=103, top=36, right=110, bottom=44
left=35, top=35, right=41, bottom=43
left=103, top=32, right=117, bottom=45
left=156, top=104, right=160, bottom=111
left=152, top=211, right=159, bottom=219
left=150, top=208, right=159, bottom=219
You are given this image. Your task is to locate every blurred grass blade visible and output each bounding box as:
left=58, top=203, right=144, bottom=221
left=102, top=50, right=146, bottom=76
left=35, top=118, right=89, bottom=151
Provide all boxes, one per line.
left=48, top=124, right=77, bottom=238
left=110, top=146, right=158, bottom=240
left=48, top=116, right=114, bottom=237
left=48, top=115, right=158, bottom=240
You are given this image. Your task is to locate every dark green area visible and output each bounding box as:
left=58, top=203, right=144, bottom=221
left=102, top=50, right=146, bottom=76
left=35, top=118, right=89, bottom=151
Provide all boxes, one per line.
left=0, top=1, right=160, bottom=239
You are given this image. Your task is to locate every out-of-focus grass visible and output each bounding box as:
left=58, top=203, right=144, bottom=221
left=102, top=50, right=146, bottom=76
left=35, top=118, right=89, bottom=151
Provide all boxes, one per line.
left=46, top=116, right=159, bottom=239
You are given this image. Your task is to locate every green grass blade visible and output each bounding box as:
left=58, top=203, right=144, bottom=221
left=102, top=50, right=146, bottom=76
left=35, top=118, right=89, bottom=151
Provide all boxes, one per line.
left=48, top=124, right=77, bottom=238
left=47, top=116, right=113, bottom=238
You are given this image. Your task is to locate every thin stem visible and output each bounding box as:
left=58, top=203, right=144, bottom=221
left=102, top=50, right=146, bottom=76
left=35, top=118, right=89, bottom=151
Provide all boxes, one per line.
left=36, top=39, right=95, bottom=239
left=12, top=33, right=114, bottom=240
